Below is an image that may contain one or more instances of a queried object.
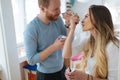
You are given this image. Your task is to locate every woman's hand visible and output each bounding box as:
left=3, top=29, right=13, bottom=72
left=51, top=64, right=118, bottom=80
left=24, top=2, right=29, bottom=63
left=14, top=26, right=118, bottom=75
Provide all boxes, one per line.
left=65, top=69, right=88, bottom=80
left=69, top=14, right=80, bottom=31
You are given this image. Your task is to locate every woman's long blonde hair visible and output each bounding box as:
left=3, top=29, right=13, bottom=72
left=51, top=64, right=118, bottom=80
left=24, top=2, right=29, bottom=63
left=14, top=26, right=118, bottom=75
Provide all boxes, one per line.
left=80, top=5, right=119, bottom=79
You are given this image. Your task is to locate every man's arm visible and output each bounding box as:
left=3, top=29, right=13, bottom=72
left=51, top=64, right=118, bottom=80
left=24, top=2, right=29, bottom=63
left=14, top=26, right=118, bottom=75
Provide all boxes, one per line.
left=40, top=38, right=66, bottom=61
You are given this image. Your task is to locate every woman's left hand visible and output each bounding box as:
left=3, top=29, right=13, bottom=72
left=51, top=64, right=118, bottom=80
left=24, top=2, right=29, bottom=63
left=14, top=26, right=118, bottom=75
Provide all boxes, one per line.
left=69, top=14, right=80, bottom=31
left=65, top=69, right=88, bottom=80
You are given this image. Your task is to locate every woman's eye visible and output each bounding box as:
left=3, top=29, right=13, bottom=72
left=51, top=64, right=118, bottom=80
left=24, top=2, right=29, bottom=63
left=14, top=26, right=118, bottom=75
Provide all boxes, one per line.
left=85, top=15, right=88, bottom=18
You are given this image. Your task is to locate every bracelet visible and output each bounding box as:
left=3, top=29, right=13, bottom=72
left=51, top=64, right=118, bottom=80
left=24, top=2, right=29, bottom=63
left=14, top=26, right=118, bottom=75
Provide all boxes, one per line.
left=89, top=75, right=93, bottom=80
left=65, top=25, right=69, bottom=28
left=91, top=75, right=93, bottom=80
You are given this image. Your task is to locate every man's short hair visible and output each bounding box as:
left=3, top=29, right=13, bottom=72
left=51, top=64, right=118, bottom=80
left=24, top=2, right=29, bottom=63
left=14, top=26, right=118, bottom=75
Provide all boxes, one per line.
left=38, top=0, right=50, bottom=8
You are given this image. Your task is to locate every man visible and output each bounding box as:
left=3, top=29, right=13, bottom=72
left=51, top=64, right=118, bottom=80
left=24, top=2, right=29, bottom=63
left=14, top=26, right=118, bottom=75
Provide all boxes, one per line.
left=24, top=0, right=67, bottom=80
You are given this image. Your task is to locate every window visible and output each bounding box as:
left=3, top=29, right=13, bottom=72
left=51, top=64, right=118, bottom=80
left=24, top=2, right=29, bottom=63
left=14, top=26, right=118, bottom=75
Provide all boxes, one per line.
left=12, top=0, right=39, bottom=57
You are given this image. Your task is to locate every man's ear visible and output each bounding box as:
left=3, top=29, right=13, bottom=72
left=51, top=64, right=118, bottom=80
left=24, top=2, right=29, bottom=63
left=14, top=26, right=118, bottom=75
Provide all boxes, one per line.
left=40, top=5, right=46, bottom=12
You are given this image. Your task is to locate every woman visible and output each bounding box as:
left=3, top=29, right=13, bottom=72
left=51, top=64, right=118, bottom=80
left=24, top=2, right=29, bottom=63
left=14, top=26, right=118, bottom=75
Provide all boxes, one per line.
left=62, top=5, right=119, bottom=80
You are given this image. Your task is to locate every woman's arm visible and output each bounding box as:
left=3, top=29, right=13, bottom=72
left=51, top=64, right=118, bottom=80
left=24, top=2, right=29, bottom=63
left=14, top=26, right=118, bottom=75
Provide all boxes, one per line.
left=62, top=14, right=80, bottom=58
left=62, top=28, right=75, bottom=58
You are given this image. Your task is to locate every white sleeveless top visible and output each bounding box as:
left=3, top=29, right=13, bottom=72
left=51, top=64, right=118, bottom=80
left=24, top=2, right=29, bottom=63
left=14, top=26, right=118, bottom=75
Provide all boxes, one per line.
left=72, top=29, right=120, bottom=80
left=84, top=42, right=119, bottom=80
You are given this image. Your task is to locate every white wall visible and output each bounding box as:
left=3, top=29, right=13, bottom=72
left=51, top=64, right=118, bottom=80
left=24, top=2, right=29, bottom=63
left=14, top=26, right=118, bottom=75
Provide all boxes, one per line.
left=0, top=0, right=21, bottom=80
left=72, top=0, right=103, bottom=19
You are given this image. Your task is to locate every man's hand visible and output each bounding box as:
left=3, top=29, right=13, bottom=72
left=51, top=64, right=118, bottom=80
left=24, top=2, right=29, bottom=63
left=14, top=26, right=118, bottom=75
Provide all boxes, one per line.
left=52, top=36, right=66, bottom=50
left=62, top=10, right=73, bottom=27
